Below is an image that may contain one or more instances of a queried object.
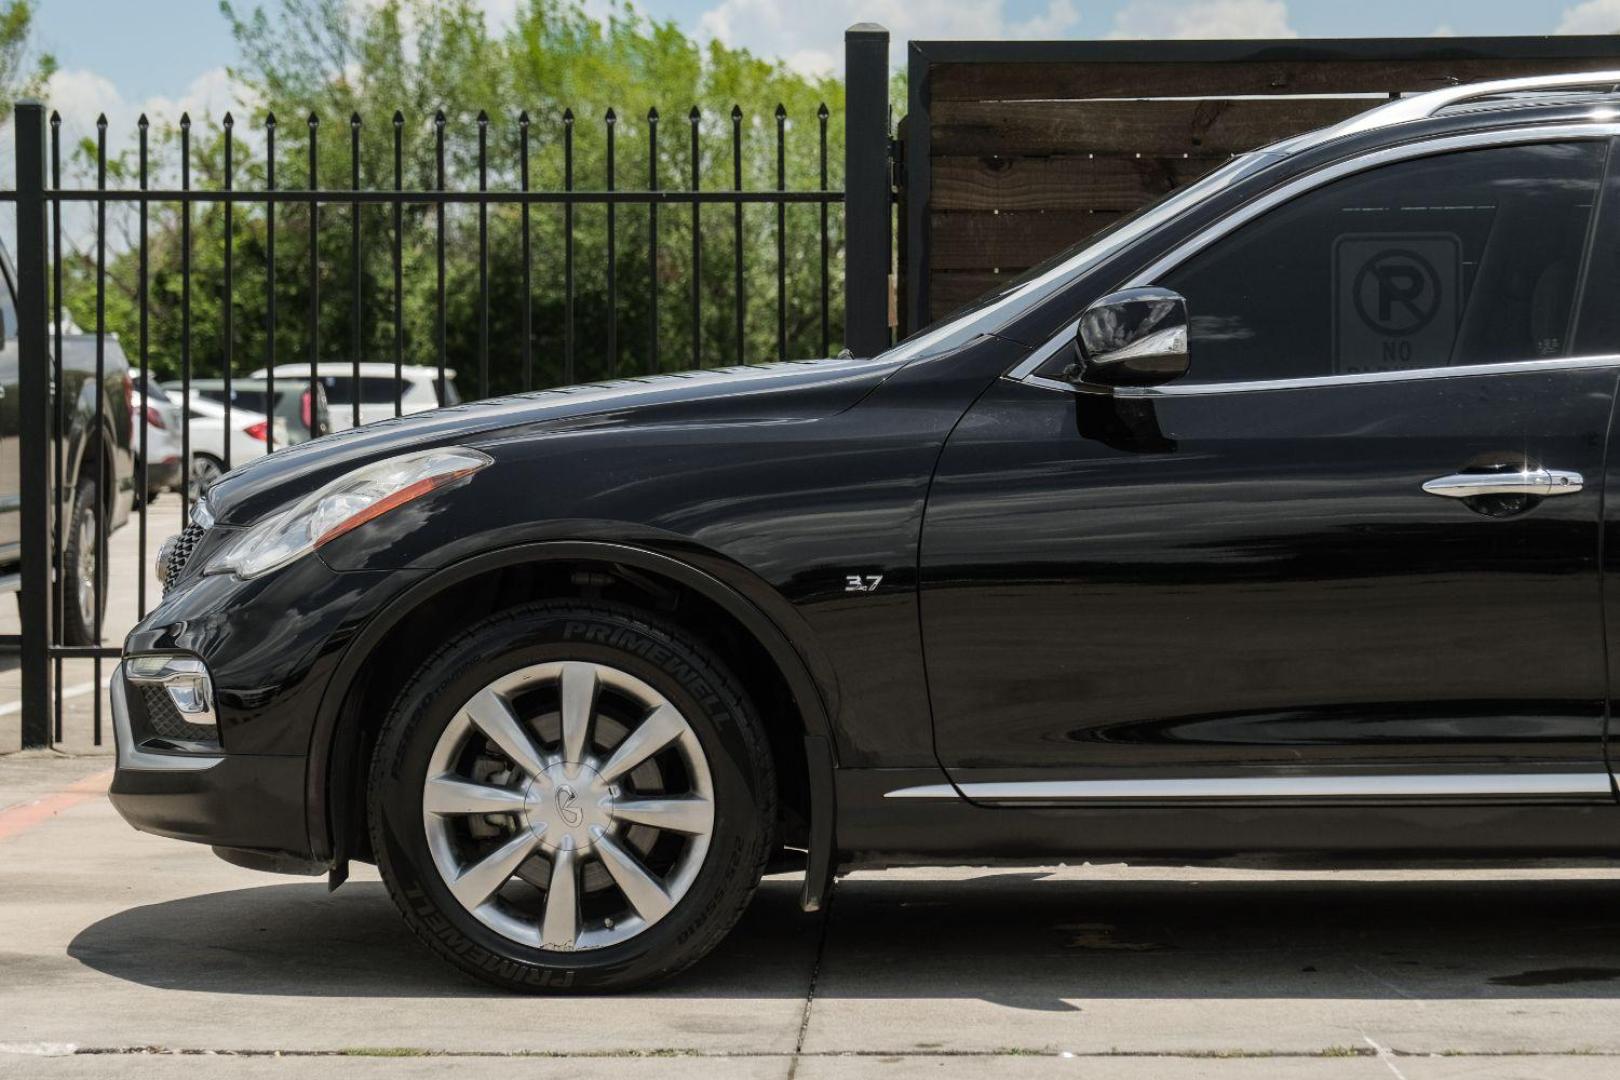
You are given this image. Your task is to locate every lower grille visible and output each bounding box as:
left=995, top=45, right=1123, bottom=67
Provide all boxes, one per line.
left=136, top=683, right=218, bottom=744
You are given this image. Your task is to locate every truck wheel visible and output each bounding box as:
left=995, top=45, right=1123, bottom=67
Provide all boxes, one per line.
left=369, top=601, right=775, bottom=992
left=60, top=474, right=105, bottom=646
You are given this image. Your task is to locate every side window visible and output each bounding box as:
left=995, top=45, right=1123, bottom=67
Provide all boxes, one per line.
left=358, top=376, right=406, bottom=404
left=1573, top=141, right=1620, bottom=356
left=1160, top=142, right=1608, bottom=385
left=320, top=376, right=354, bottom=405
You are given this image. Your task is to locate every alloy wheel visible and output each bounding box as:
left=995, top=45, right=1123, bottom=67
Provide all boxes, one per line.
left=190, top=456, right=223, bottom=497
left=421, top=660, right=715, bottom=952
left=74, top=512, right=97, bottom=634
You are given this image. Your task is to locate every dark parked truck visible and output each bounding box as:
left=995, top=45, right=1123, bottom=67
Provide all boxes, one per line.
left=113, top=72, right=1620, bottom=992
left=0, top=247, right=134, bottom=645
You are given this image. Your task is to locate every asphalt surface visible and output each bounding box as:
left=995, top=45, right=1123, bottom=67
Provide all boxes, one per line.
left=6, top=500, right=1620, bottom=1076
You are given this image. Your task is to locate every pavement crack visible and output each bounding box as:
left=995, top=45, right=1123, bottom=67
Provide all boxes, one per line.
left=786, top=877, right=836, bottom=1080
left=1363, top=1034, right=1409, bottom=1079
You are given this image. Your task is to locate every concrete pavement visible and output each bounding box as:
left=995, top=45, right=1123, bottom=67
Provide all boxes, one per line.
left=6, top=756, right=1620, bottom=1078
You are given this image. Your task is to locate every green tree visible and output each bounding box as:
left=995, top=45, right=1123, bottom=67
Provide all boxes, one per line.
left=64, top=0, right=849, bottom=399
left=0, top=0, right=55, bottom=126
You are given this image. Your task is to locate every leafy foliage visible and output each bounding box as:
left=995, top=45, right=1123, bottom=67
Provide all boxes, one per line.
left=0, top=0, right=53, bottom=125
left=62, top=0, right=848, bottom=396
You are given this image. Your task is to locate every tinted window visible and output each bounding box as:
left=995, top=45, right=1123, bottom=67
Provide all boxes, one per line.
left=320, top=375, right=405, bottom=406
left=1161, top=142, right=1607, bottom=384
left=229, top=389, right=270, bottom=414
left=1572, top=143, right=1620, bottom=356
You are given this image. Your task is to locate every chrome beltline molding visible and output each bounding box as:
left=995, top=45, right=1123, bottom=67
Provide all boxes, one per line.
left=886, top=774, right=1617, bottom=802
left=1116, top=354, right=1620, bottom=398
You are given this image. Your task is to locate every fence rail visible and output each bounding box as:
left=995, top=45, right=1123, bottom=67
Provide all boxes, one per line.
left=10, top=27, right=894, bottom=751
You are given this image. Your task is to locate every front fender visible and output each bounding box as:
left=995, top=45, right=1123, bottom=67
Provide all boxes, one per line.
left=304, top=537, right=840, bottom=861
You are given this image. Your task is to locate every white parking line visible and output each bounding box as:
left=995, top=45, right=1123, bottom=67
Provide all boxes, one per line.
left=0, top=681, right=99, bottom=718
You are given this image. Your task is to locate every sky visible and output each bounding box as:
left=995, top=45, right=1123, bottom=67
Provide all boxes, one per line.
left=28, top=0, right=1620, bottom=138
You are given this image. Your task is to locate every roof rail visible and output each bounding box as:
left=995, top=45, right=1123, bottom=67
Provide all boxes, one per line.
left=1331, top=69, right=1620, bottom=139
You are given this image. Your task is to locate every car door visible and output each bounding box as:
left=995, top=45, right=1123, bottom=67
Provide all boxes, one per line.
left=920, top=135, right=1620, bottom=798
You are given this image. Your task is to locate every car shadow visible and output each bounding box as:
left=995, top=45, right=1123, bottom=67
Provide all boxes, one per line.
left=66, top=875, right=824, bottom=999
left=67, top=870, right=1620, bottom=1006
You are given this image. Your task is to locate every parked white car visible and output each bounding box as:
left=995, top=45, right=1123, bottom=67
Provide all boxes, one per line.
left=178, top=394, right=288, bottom=494
left=130, top=369, right=184, bottom=502
left=250, top=362, right=460, bottom=430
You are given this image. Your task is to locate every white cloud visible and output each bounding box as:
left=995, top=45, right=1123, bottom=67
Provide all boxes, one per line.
left=45, top=65, right=257, bottom=159
left=1108, top=0, right=1296, bottom=39
left=1557, top=0, right=1620, bottom=33
left=7, top=68, right=260, bottom=253
left=697, top=0, right=1082, bottom=76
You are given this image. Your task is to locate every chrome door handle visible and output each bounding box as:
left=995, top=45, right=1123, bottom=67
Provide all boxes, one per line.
left=1422, top=467, right=1583, bottom=499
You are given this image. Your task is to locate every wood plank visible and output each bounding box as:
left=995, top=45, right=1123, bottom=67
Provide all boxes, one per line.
left=928, top=210, right=1123, bottom=273
left=929, top=270, right=1013, bottom=318
left=932, top=154, right=1225, bottom=212
left=931, top=97, right=1375, bottom=158
left=929, top=56, right=1620, bottom=102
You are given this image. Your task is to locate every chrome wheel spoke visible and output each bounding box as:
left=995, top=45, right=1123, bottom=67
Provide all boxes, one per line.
left=449, top=829, right=537, bottom=911
left=558, top=662, right=597, bottom=766
left=464, top=689, right=548, bottom=780
left=599, top=703, right=686, bottom=784
left=596, top=835, right=673, bottom=921
left=424, top=775, right=527, bottom=816
left=613, top=795, right=713, bottom=835
left=539, top=845, right=580, bottom=950
left=425, top=660, right=713, bottom=953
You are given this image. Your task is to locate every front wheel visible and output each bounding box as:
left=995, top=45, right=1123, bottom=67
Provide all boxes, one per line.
left=189, top=453, right=224, bottom=499
left=369, top=601, right=776, bottom=992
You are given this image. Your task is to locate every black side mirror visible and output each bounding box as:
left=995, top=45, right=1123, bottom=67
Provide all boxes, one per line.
left=1069, top=287, right=1190, bottom=389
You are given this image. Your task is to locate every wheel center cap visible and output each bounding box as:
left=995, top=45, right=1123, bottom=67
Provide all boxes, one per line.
left=525, top=762, right=613, bottom=852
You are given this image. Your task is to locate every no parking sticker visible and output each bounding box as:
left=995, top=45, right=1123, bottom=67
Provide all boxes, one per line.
left=1332, top=234, right=1461, bottom=375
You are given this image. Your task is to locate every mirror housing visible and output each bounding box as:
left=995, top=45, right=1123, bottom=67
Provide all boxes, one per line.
left=1069, top=287, right=1190, bottom=389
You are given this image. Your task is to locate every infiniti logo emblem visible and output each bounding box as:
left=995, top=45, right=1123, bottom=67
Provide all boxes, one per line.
left=555, top=785, right=583, bottom=827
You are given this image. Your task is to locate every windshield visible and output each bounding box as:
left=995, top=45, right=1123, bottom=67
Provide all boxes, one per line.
left=882, top=149, right=1289, bottom=364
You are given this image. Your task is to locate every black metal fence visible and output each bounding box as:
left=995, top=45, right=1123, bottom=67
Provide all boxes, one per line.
left=10, top=26, right=895, bottom=750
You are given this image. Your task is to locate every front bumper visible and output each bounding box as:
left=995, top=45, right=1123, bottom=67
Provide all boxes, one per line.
left=108, top=661, right=312, bottom=857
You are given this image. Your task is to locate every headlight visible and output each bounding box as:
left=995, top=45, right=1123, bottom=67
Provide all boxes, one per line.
left=208, top=446, right=491, bottom=579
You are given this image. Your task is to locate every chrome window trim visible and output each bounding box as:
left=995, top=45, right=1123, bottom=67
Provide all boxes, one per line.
left=886, top=773, right=1617, bottom=803
left=1005, top=122, right=1620, bottom=397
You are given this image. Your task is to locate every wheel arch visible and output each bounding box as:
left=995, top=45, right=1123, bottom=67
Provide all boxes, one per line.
left=306, top=540, right=838, bottom=908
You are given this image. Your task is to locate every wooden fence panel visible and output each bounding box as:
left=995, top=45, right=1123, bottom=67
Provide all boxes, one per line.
left=904, top=37, right=1620, bottom=331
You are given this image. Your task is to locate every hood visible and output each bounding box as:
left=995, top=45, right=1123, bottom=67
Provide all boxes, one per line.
left=205, top=355, right=902, bottom=525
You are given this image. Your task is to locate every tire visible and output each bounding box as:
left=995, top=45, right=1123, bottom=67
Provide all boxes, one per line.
left=60, top=474, right=104, bottom=647
left=369, top=600, right=776, bottom=993
left=190, top=453, right=224, bottom=499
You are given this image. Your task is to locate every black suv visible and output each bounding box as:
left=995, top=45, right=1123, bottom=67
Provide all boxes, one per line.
left=111, top=73, right=1620, bottom=992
